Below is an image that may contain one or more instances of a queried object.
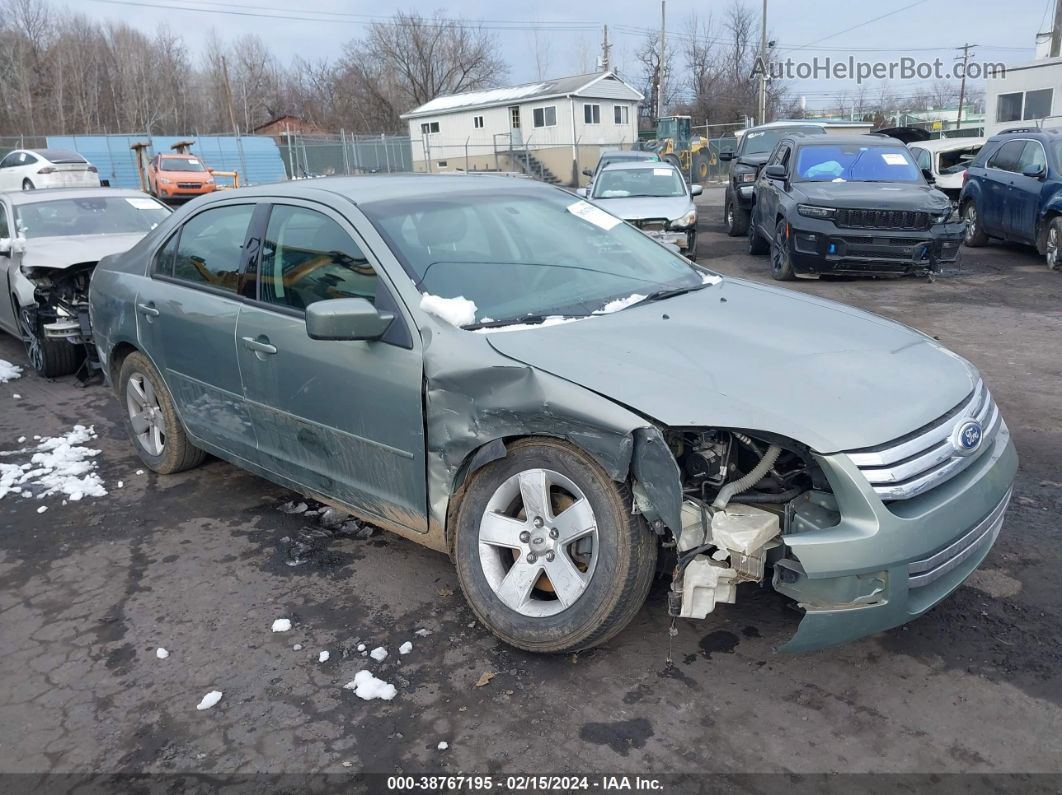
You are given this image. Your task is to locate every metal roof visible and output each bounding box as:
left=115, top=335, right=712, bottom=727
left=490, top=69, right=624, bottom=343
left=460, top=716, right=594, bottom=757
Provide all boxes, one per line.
left=401, top=71, right=643, bottom=119
left=45, top=135, right=289, bottom=189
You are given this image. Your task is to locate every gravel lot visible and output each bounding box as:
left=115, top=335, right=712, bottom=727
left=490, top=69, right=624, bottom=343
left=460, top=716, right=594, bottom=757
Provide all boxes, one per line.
left=1, top=185, right=1060, bottom=780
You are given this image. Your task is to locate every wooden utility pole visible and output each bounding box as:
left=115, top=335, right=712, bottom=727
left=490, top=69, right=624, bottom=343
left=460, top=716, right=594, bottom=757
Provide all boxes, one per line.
left=220, top=56, right=248, bottom=182
left=1052, top=0, right=1062, bottom=58
left=657, top=1, right=666, bottom=119
left=758, top=0, right=768, bottom=125
left=955, top=43, right=976, bottom=129
left=601, top=25, right=611, bottom=72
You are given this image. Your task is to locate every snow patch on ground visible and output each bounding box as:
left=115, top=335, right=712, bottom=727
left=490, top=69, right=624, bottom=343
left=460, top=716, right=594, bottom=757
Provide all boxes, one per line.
left=196, top=691, right=222, bottom=710
left=0, top=360, right=21, bottom=383
left=319, top=651, right=330, bottom=663
left=271, top=619, right=292, bottom=632
left=420, top=293, right=477, bottom=327
left=344, top=670, right=397, bottom=701
left=357, top=643, right=366, bottom=652
left=593, top=293, right=646, bottom=314
left=370, top=646, right=388, bottom=661
left=0, top=425, right=106, bottom=502
left=437, top=742, right=449, bottom=751
left=413, top=628, right=431, bottom=637
left=156, top=648, right=169, bottom=659
left=399, top=641, right=413, bottom=655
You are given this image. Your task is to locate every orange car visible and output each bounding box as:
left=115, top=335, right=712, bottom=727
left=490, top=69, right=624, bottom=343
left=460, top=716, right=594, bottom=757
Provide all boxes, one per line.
left=147, top=154, right=216, bottom=201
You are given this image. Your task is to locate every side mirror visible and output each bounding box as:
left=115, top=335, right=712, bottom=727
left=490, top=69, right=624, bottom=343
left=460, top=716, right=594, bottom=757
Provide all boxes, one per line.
left=921, top=168, right=936, bottom=184
left=576, top=187, right=589, bottom=197
left=718, top=151, right=735, bottom=162
left=581, top=168, right=593, bottom=177
left=690, top=184, right=703, bottom=196
left=764, top=164, right=786, bottom=180
left=305, top=297, right=394, bottom=341
left=1023, top=164, right=1046, bottom=179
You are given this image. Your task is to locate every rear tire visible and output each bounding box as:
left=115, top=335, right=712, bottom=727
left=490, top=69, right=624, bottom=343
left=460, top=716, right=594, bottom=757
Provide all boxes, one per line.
left=17, top=302, right=79, bottom=378
left=1044, top=217, right=1062, bottom=271
left=962, top=201, right=988, bottom=247
left=770, top=218, right=796, bottom=281
left=21, top=179, right=34, bottom=191
left=453, top=437, right=657, bottom=653
left=118, top=351, right=205, bottom=474
left=726, top=194, right=750, bottom=237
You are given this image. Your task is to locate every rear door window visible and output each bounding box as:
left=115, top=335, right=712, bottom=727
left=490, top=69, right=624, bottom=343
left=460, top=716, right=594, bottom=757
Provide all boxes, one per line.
left=172, top=204, right=255, bottom=293
left=1017, top=141, right=1047, bottom=174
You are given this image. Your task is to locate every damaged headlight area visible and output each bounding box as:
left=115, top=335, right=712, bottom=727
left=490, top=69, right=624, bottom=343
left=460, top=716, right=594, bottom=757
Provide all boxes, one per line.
left=659, top=429, right=831, bottom=621
left=22, top=262, right=101, bottom=377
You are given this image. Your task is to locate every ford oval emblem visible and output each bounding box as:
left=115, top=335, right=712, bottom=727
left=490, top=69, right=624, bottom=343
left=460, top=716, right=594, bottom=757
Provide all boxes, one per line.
left=952, top=419, right=983, bottom=455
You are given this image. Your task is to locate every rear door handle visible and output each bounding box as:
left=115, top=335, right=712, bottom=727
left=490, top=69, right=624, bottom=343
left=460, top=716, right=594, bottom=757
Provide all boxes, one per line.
left=241, top=336, right=277, bottom=355
left=136, top=302, right=159, bottom=318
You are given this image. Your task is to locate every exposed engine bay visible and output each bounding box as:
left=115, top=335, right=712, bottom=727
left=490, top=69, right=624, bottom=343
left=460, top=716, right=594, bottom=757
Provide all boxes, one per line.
left=662, top=429, right=830, bottom=621
left=22, top=261, right=101, bottom=379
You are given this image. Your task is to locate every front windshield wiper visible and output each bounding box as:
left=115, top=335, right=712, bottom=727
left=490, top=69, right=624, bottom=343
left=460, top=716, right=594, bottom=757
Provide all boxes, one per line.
left=463, top=312, right=592, bottom=331
left=629, top=282, right=709, bottom=307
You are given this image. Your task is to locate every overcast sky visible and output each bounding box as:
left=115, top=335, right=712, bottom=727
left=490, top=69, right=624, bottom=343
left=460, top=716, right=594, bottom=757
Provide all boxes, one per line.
left=75, top=0, right=1050, bottom=110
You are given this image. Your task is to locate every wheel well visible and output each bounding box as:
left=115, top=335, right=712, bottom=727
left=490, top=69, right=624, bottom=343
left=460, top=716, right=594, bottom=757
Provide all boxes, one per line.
left=1037, top=210, right=1061, bottom=253
left=108, top=342, right=139, bottom=389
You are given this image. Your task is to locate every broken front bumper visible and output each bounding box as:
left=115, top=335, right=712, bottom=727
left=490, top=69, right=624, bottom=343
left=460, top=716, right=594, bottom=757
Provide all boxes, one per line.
left=775, top=420, right=1017, bottom=652
left=646, top=229, right=693, bottom=252
left=787, top=219, right=965, bottom=275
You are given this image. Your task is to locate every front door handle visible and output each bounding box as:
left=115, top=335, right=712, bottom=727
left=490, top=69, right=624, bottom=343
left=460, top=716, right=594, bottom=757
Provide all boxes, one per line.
left=136, top=302, right=160, bottom=318
left=241, top=336, right=277, bottom=355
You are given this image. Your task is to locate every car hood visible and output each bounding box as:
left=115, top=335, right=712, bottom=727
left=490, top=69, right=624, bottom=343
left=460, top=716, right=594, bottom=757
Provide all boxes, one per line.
left=796, top=181, right=952, bottom=211
left=590, top=195, right=692, bottom=221
left=484, top=278, right=977, bottom=453
left=20, top=233, right=148, bottom=271
left=159, top=171, right=209, bottom=180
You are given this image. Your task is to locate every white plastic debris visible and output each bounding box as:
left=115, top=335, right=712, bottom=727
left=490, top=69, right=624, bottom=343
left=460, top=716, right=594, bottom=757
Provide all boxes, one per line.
left=420, top=293, right=477, bottom=327
left=437, top=742, right=449, bottom=751
left=196, top=690, right=222, bottom=710
left=370, top=646, right=388, bottom=662
left=271, top=619, right=292, bottom=632
left=343, top=670, right=397, bottom=701
left=0, top=359, right=22, bottom=383
left=36, top=505, right=47, bottom=514
left=319, top=651, right=330, bottom=663
left=399, top=641, right=413, bottom=655
left=156, top=648, right=169, bottom=659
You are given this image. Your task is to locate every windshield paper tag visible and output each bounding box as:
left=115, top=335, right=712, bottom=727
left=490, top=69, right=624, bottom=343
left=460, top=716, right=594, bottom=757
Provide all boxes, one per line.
left=881, top=153, right=908, bottom=166
left=567, top=200, right=622, bottom=231
left=653, top=168, right=673, bottom=176
left=126, top=197, right=160, bottom=209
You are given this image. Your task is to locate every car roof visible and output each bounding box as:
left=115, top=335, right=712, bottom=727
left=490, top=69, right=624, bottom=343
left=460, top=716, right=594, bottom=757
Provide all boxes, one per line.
left=991, top=126, right=1062, bottom=141
left=1, top=186, right=156, bottom=205
left=600, top=151, right=656, bottom=159
left=909, top=137, right=986, bottom=151
left=597, top=161, right=678, bottom=173
left=14, top=148, right=87, bottom=162
left=195, top=174, right=572, bottom=207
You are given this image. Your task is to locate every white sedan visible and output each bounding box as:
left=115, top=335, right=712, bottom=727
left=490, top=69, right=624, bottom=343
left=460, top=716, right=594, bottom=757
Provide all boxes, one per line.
left=0, top=149, right=101, bottom=191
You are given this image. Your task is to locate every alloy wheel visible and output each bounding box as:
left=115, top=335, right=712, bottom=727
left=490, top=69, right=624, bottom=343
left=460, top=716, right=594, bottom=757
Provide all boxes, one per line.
left=964, top=205, right=977, bottom=243
left=17, top=306, right=45, bottom=373
left=478, top=468, right=599, bottom=617
left=126, top=372, right=166, bottom=456
left=1047, top=226, right=1060, bottom=271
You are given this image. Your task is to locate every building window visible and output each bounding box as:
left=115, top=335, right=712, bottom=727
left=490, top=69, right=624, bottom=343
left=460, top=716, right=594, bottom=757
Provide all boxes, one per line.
left=997, top=89, right=1054, bottom=123
left=437, top=161, right=448, bottom=168
left=614, top=105, right=629, bottom=124
left=473, top=116, right=484, bottom=129
left=420, top=121, right=440, bottom=135
left=583, top=104, right=601, bottom=124
left=1024, top=88, right=1053, bottom=120
left=532, top=106, right=557, bottom=128
left=509, top=106, right=521, bottom=129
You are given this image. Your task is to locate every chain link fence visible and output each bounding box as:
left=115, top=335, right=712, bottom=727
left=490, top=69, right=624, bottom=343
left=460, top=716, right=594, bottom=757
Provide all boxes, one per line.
left=276, top=133, right=413, bottom=178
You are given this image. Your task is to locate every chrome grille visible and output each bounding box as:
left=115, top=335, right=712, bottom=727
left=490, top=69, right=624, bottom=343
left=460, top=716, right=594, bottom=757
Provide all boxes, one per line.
left=845, top=379, right=1002, bottom=500
left=908, top=488, right=1010, bottom=588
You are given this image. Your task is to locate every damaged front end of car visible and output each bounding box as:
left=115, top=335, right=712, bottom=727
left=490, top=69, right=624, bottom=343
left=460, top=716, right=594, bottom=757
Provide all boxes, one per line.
left=21, top=261, right=102, bottom=380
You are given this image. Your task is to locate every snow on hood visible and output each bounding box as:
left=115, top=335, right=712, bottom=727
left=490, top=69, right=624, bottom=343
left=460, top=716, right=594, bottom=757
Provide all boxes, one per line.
left=19, top=233, right=148, bottom=272
left=420, top=293, right=478, bottom=327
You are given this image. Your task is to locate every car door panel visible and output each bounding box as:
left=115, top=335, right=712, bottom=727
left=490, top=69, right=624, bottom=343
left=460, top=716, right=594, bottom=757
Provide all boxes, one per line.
left=982, top=141, right=1025, bottom=236
left=1005, top=141, right=1047, bottom=243
left=135, top=202, right=259, bottom=459
left=235, top=201, right=427, bottom=531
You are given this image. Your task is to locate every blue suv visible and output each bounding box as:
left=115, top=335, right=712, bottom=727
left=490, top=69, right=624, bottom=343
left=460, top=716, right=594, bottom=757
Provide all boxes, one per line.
left=959, top=127, right=1062, bottom=270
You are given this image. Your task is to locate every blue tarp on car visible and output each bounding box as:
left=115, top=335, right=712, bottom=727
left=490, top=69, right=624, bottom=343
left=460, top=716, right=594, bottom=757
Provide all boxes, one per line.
left=45, top=135, right=289, bottom=189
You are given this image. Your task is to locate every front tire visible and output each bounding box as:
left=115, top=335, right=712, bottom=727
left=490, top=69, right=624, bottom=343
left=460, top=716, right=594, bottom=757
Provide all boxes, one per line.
left=453, top=438, right=657, bottom=653
left=726, top=194, right=750, bottom=236
left=770, top=218, right=796, bottom=281
left=118, top=351, right=205, bottom=474
left=17, top=302, right=79, bottom=377
left=962, top=201, right=988, bottom=247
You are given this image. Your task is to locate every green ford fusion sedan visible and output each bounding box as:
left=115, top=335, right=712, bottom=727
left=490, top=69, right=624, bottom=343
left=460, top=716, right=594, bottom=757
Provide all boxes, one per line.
left=88, top=174, right=1017, bottom=654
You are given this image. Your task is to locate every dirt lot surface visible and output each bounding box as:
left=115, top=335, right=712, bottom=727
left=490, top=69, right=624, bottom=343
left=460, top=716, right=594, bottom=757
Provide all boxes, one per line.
left=1, top=185, right=1060, bottom=782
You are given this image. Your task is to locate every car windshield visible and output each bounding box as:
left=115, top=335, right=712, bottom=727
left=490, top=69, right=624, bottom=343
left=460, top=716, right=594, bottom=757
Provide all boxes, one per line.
left=593, top=167, right=686, bottom=199
left=15, top=196, right=170, bottom=239
left=363, top=188, right=705, bottom=327
left=742, top=127, right=823, bottom=155
left=160, top=158, right=206, bottom=172
left=794, top=144, right=923, bottom=183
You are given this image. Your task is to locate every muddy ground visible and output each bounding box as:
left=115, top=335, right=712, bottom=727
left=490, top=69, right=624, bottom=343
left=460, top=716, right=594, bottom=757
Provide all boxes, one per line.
left=1, top=186, right=1060, bottom=783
